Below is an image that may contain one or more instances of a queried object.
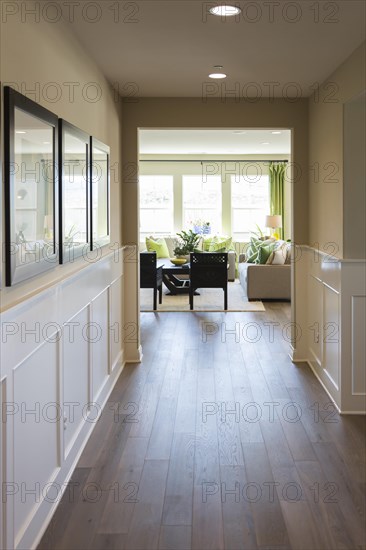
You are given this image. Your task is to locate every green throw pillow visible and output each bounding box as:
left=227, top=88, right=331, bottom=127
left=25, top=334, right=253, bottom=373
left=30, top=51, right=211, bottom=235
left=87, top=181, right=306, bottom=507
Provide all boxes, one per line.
left=205, top=236, right=232, bottom=252
left=146, top=237, right=169, bottom=258
left=246, top=237, right=275, bottom=264
left=246, top=248, right=259, bottom=263
left=245, top=237, right=261, bottom=263
left=258, top=243, right=276, bottom=264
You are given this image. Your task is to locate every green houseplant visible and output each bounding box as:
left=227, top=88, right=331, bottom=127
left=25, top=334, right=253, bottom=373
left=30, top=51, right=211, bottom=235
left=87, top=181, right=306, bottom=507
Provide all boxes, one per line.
left=173, top=230, right=201, bottom=258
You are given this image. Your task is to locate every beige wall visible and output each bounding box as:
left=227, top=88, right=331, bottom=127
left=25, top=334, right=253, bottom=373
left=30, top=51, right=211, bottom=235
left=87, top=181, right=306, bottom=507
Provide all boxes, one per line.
left=344, top=90, right=366, bottom=258
left=0, top=11, right=123, bottom=309
left=308, top=42, right=366, bottom=258
left=121, top=98, right=308, bottom=248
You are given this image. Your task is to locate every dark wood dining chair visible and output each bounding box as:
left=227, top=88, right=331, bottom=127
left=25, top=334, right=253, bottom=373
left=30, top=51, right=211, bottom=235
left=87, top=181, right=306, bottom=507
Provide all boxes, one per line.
left=189, top=252, right=228, bottom=310
left=140, top=252, right=163, bottom=310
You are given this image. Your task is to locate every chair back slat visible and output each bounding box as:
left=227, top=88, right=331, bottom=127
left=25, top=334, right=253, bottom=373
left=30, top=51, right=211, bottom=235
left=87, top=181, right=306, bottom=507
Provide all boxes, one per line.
left=190, top=252, right=228, bottom=289
left=140, top=252, right=158, bottom=287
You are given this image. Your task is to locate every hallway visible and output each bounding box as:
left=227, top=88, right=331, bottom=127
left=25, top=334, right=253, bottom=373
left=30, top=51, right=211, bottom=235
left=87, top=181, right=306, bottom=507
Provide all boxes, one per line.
left=39, top=305, right=366, bottom=550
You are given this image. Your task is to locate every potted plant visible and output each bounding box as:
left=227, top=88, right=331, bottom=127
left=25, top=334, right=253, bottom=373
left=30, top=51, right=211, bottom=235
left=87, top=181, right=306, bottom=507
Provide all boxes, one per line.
left=173, top=230, right=201, bottom=260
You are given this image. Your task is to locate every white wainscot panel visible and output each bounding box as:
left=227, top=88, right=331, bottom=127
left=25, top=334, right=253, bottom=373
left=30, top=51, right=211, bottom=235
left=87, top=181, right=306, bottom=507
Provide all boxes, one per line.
left=63, top=306, right=90, bottom=459
left=308, top=275, right=323, bottom=367
left=110, top=277, right=123, bottom=371
left=13, top=340, right=60, bottom=547
left=1, top=377, right=7, bottom=550
left=320, top=254, right=341, bottom=293
left=91, top=289, right=109, bottom=401
left=323, top=284, right=340, bottom=390
left=352, top=296, right=366, bottom=395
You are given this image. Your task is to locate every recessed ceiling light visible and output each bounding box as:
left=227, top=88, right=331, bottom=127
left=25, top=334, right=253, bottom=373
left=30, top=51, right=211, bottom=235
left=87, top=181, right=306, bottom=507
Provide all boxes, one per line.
left=261, top=142, right=270, bottom=145
left=209, top=5, right=242, bottom=16
left=209, top=73, right=227, bottom=79
left=16, top=131, right=26, bottom=134
left=233, top=131, right=246, bottom=134
left=209, top=65, right=227, bottom=79
left=43, top=141, right=50, bottom=144
left=271, top=131, right=282, bottom=135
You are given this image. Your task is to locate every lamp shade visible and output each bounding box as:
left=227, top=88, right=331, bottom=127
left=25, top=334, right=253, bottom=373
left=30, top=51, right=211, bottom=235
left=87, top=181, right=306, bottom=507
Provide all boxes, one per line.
left=265, top=215, right=282, bottom=229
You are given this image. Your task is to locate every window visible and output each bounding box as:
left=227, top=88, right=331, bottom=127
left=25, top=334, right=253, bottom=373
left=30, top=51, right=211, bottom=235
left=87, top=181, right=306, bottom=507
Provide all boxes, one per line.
left=182, top=175, right=222, bottom=233
left=231, top=175, right=270, bottom=241
left=139, top=175, right=174, bottom=240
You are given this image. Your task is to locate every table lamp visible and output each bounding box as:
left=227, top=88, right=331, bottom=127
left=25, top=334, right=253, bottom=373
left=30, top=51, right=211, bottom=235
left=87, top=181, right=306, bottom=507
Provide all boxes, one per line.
left=265, top=215, right=282, bottom=237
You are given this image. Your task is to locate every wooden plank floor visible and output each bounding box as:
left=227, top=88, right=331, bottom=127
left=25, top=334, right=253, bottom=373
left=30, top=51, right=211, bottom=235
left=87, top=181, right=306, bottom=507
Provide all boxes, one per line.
left=39, top=304, right=366, bottom=550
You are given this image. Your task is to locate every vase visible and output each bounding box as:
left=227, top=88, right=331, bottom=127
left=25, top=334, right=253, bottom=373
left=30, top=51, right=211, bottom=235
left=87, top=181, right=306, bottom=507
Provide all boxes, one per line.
left=175, top=254, right=190, bottom=262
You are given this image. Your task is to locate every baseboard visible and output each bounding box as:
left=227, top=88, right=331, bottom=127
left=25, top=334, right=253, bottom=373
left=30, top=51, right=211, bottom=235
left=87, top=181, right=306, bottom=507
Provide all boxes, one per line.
left=305, top=360, right=341, bottom=413
left=339, top=410, right=366, bottom=415
left=288, top=345, right=308, bottom=363
left=292, top=354, right=366, bottom=415
left=124, top=344, right=143, bottom=364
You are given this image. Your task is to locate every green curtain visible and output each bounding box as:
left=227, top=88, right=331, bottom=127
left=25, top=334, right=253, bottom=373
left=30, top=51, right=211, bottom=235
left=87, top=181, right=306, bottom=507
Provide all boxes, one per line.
left=269, top=162, right=286, bottom=239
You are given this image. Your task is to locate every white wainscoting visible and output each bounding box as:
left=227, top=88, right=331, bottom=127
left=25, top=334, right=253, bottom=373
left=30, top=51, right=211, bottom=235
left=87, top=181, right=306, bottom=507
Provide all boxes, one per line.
left=0, top=250, right=126, bottom=550
left=340, top=261, right=366, bottom=413
left=351, top=296, right=366, bottom=394
left=301, top=246, right=366, bottom=414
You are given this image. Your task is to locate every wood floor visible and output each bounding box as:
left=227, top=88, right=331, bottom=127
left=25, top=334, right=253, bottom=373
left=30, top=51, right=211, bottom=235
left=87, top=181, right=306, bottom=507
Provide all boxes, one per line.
left=39, top=304, right=366, bottom=550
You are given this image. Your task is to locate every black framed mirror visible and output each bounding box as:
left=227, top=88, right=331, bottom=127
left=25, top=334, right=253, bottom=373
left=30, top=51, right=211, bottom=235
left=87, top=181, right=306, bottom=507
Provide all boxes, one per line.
left=4, top=86, right=59, bottom=286
left=59, top=120, right=90, bottom=263
left=90, top=137, right=110, bottom=250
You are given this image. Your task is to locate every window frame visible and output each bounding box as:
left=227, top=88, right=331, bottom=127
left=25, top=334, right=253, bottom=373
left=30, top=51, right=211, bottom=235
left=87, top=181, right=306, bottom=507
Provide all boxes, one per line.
left=139, top=175, right=174, bottom=238
left=182, top=174, right=222, bottom=234
left=231, top=174, right=270, bottom=241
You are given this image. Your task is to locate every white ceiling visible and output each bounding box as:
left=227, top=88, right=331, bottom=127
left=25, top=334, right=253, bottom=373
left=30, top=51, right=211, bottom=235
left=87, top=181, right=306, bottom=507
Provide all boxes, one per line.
left=139, top=129, right=291, bottom=154
left=68, top=1, right=365, bottom=97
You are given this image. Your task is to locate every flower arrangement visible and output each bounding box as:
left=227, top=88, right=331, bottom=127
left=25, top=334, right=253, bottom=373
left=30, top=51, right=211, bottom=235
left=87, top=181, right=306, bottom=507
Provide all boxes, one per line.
left=191, top=219, right=211, bottom=235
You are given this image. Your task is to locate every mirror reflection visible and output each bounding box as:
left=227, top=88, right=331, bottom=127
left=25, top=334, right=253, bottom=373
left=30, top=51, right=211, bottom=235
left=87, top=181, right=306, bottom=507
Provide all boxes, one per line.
left=92, top=146, right=109, bottom=241
left=63, top=133, right=88, bottom=249
left=14, top=108, right=54, bottom=267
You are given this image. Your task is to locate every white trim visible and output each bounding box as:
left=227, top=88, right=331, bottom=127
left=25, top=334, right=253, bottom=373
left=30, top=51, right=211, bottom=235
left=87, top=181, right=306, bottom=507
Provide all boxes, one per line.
left=0, top=248, right=127, bottom=315
left=124, top=345, right=143, bottom=364
left=308, top=348, right=322, bottom=368
left=323, top=367, right=339, bottom=392
left=288, top=344, right=308, bottom=363
left=305, top=360, right=341, bottom=413
left=351, top=295, right=366, bottom=396
left=339, top=410, right=366, bottom=415
left=323, top=281, right=339, bottom=294
left=339, top=259, right=366, bottom=264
